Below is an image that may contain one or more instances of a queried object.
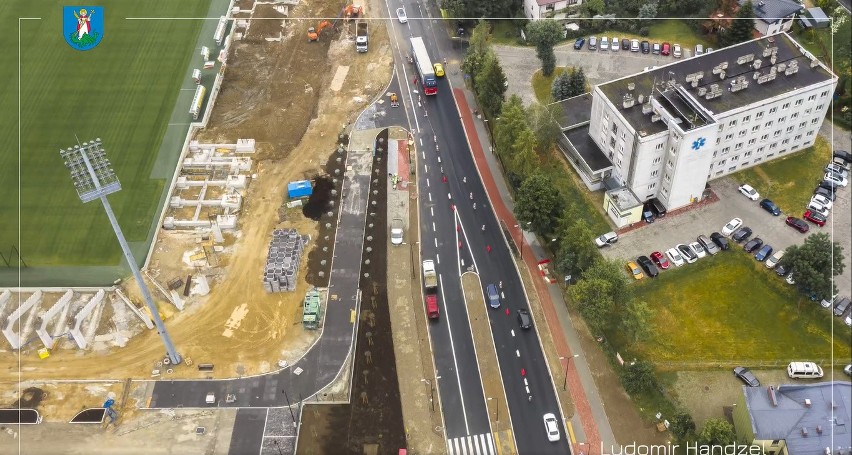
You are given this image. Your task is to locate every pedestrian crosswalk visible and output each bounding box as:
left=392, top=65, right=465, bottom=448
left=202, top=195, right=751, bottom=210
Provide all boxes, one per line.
left=447, top=433, right=496, bottom=455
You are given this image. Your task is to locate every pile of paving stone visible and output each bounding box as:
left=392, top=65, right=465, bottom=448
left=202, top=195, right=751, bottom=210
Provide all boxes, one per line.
left=263, top=229, right=309, bottom=292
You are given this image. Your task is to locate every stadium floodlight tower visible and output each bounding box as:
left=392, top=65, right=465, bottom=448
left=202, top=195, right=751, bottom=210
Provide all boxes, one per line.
left=60, top=139, right=181, bottom=365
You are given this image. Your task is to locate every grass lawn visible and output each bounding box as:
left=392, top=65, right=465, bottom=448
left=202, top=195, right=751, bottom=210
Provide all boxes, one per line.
left=618, top=251, right=850, bottom=367
left=542, top=152, right=611, bottom=234
left=731, top=136, right=831, bottom=214
left=598, top=19, right=712, bottom=50
left=490, top=20, right=524, bottom=46
left=0, top=0, right=210, bottom=266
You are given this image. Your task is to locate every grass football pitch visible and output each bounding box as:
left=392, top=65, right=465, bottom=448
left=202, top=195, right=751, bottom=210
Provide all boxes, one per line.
left=0, top=0, right=210, bottom=267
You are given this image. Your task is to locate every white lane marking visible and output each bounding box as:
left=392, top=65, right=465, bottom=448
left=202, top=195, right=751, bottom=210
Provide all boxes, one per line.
left=474, top=434, right=482, bottom=455
left=438, top=274, right=471, bottom=435
left=516, top=350, right=520, bottom=357
left=436, top=254, right=440, bottom=264
left=430, top=207, right=434, bottom=217
left=433, top=222, right=436, bottom=232
left=428, top=193, right=432, bottom=203
left=425, top=164, right=429, bottom=173
left=419, top=137, right=423, bottom=146
left=510, top=329, right=515, bottom=337
left=422, top=151, right=425, bottom=160
left=435, top=238, right=438, bottom=248
left=427, top=178, right=430, bottom=188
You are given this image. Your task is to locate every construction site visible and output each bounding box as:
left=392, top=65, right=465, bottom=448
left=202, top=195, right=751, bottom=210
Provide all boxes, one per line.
left=1, top=0, right=405, bottom=449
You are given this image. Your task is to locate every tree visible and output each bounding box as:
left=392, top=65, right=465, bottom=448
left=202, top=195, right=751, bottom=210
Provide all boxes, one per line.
left=510, top=129, right=540, bottom=179
left=526, top=102, right=561, bottom=153
left=526, top=20, right=563, bottom=76
left=556, top=219, right=598, bottom=278
left=722, top=0, right=755, bottom=47
left=697, top=419, right=736, bottom=446
left=462, top=20, right=492, bottom=82
left=622, top=301, right=654, bottom=342
left=475, top=51, right=508, bottom=118
left=620, top=360, right=657, bottom=394
left=582, top=259, right=633, bottom=308
left=449, top=0, right=515, bottom=19
left=494, top=96, right=529, bottom=176
left=568, top=278, right=614, bottom=333
left=783, top=232, right=845, bottom=300
left=669, top=410, right=697, bottom=441
left=551, top=71, right=573, bottom=101
left=581, top=0, right=606, bottom=16
left=568, top=68, right=587, bottom=96
left=514, top=173, right=564, bottom=235
left=638, top=2, right=658, bottom=20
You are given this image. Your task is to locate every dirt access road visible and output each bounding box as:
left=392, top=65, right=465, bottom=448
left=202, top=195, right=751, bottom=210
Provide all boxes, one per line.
left=4, top=0, right=393, bottom=385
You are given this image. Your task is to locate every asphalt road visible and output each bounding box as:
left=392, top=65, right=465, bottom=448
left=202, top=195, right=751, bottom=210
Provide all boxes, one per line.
left=384, top=1, right=572, bottom=453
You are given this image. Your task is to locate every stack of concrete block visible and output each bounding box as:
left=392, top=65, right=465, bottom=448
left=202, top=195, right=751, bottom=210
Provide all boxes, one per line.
left=263, top=229, right=309, bottom=292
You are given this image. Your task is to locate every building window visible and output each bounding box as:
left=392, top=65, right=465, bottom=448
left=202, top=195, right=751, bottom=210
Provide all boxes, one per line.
left=719, top=159, right=726, bottom=166
left=805, top=108, right=812, bottom=115
left=664, top=173, right=671, bottom=182
left=647, top=183, right=656, bottom=190
left=612, top=123, right=618, bottom=134
left=786, top=126, right=794, bottom=133
left=666, top=159, right=673, bottom=169
left=735, top=142, right=743, bottom=150
left=604, top=113, right=609, bottom=123
left=653, top=157, right=662, bottom=164
left=796, top=99, right=804, bottom=106
left=774, top=130, right=781, bottom=137
left=729, top=166, right=736, bottom=172
left=782, top=138, right=789, bottom=145
left=817, top=104, right=825, bottom=111
left=755, top=157, right=762, bottom=162
left=770, top=142, right=777, bottom=149
left=791, top=112, right=798, bottom=119
left=609, top=137, right=616, bottom=148
left=778, top=116, right=786, bottom=124
left=651, top=170, right=659, bottom=177
left=760, top=134, right=769, bottom=142
left=743, top=115, right=751, bottom=123
left=738, top=130, right=747, bottom=137
left=722, top=147, right=730, bottom=154
left=716, top=137, right=721, bottom=145
left=756, top=111, right=764, bottom=119
left=732, top=155, right=740, bottom=162
left=782, top=102, right=790, bottom=109
left=744, top=151, right=752, bottom=157
left=821, top=90, right=828, bottom=98
left=794, top=134, right=802, bottom=141
left=807, top=94, right=816, bottom=102
left=807, top=130, right=815, bottom=136
left=811, top=118, right=819, bottom=124
left=751, top=125, right=760, bottom=133
left=655, top=143, right=664, bottom=150
left=799, top=121, right=806, bottom=129
left=748, top=138, right=756, bottom=146
left=728, top=120, right=737, bottom=127
left=765, top=121, right=773, bottom=128
left=725, top=133, right=734, bottom=141
left=769, top=107, right=777, bottom=114
left=741, top=161, right=750, bottom=167
left=757, top=146, right=765, bottom=153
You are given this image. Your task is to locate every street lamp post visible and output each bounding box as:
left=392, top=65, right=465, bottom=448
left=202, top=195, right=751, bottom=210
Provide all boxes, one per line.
left=60, top=139, right=181, bottom=365
left=560, top=354, right=580, bottom=391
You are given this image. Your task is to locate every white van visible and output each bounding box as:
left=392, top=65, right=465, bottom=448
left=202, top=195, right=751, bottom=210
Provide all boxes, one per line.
left=787, top=362, right=824, bottom=379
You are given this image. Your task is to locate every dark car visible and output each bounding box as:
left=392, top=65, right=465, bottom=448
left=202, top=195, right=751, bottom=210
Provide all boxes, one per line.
left=803, top=210, right=826, bottom=227
left=785, top=216, right=809, bottom=233
left=732, top=226, right=753, bottom=243
left=834, top=150, right=852, bottom=163
left=733, top=366, right=760, bottom=387
left=819, top=179, right=841, bottom=191
left=621, top=38, right=630, bottom=50
left=637, top=255, right=659, bottom=277
left=643, top=203, right=655, bottom=223
left=814, top=186, right=836, bottom=201
left=517, top=309, right=532, bottom=329
left=641, top=40, right=650, bottom=54
left=754, top=244, right=773, bottom=261
left=834, top=297, right=851, bottom=317
left=774, top=263, right=790, bottom=277
left=574, top=37, right=586, bottom=50
left=743, top=237, right=764, bottom=253
left=677, top=244, right=697, bottom=262
left=759, top=199, right=781, bottom=216
left=710, top=232, right=730, bottom=250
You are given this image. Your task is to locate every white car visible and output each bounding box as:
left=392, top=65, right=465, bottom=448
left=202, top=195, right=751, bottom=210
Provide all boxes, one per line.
left=820, top=298, right=833, bottom=308
left=390, top=218, right=404, bottom=245
left=396, top=7, right=407, bottom=23
left=765, top=250, right=784, bottom=268
left=673, top=44, right=682, bottom=58
left=738, top=184, right=760, bottom=201
left=543, top=413, right=561, bottom=442
left=721, top=218, right=743, bottom=236
left=824, top=172, right=848, bottom=187
left=611, top=37, right=619, bottom=52
left=689, top=241, right=706, bottom=259
left=600, top=36, right=609, bottom=51
left=594, top=231, right=618, bottom=247
left=845, top=314, right=851, bottom=327
left=677, top=244, right=698, bottom=264
left=810, top=194, right=833, bottom=210
left=786, top=272, right=796, bottom=285
left=665, top=248, right=685, bottom=267
left=825, top=163, right=849, bottom=179
left=807, top=201, right=830, bottom=218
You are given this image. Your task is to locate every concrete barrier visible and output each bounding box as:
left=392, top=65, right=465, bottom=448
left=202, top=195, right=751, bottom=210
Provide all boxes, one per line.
left=2, top=290, right=42, bottom=349
left=115, top=288, right=154, bottom=329
left=70, top=290, right=104, bottom=349
left=35, top=290, right=73, bottom=348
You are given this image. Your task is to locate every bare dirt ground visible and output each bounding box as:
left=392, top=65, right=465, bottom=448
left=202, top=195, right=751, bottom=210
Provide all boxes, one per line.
left=3, top=0, right=393, bottom=383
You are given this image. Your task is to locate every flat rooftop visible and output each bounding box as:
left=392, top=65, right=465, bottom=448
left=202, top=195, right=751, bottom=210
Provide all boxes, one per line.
left=551, top=94, right=593, bottom=129
left=599, top=33, right=834, bottom=137
left=606, top=186, right=642, bottom=211
left=565, top=124, right=612, bottom=172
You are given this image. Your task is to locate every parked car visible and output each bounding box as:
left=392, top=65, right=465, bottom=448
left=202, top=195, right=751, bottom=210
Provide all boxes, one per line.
left=396, top=7, right=408, bottom=23
left=611, top=37, right=619, bottom=52
left=824, top=172, right=848, bottom=187
left=774, top=263, right=790, bottom=276
left=673, top=43, right=682, bottom=58
left=721, top=218, right=743, bottom=236
left=754, top=244, right=773, bottom=262
left=819, top=297, right=833, bottom=308
left=643, top=203, right=656, bottom=223
left=759, top=199, right=781, bottom=216
left=650, top=251, right=670, bottom=269
left=600, top=36, right=609, bottom=51
left=621, top=38, right=630, bottom=50
left=814, top=186, right=836, bottom=201
left=517, top=309, right=532, bottom=329
left=825, top=163, right=849, bottom=179
left=630, top=39, right=640, bottom=52
left=391, top=218, right=404, bottom=245
left=846, top=313, right=852, bottom=327
left=834, top=297, right=851, bottom=317
left=695, top=44, right=704, bottom=55
left=710, top=232, right=730, bottom=250
left=486, top=283, right=501, bottom=308
left=661, top=42, right=671, bottom=56
left=786, top=216, right=810, bottom=233
left=595, top=231, right=618, bottom=247
left=834, top=150, right=852, bottom=163
left=738, top=183, right=760, bottom=200
left=819, top=179, right=842, bottom=192
left=677, top=244, right=697, bottom=263
left=666, top=247, right=686, bottom=267
left=626, top=261, right=645, bottom=280
left=574, top=37, right=586, bottom=50
left=732, top=226, right=753, bottom=243
left=765, top=250, right=785, bottom=268
left=733, top=366, right=760, bottom=387
left=806, top=201, right=830, bottom=218
left=743, top=237, right=764, bottom=253
left=810, top=193, right=833, bottom=210
left=845, top=364, right=852, bottom=376
left=688, top=241, right=706, bottom=259
left=637, top=255, right=659, bottom=277
left=697, top=235, right=720, bottom=255
left=589, top=36, right=598, bottom=50
left=785, top=271, right=796, bottom=285
left=543, top=413, right=561, bottom=442
left=652, top=42, right=661, bottom=54
left=787, top=361, right=824, bottom=379
left=804, top=210, right=826, bottom=227
left=641, top=40, right=650, bottom=53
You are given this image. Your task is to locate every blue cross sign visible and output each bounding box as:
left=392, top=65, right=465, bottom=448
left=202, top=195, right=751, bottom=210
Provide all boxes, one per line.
left=692, top=137, right=706, bottom=150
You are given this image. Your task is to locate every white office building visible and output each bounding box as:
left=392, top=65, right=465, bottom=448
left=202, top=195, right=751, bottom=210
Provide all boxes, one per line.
left=557, top=33, right=836, bottom=227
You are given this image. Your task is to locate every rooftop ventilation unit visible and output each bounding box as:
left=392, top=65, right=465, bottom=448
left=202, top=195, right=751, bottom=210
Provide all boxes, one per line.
left=778, top=62, right=787, bottom=72
left=769, top=385, right=778, bottom=406
left=652, top=114, right=662, bottom=122
left=770, top=55, right=777, bottom=65
left=685, top=71, right=705, bottom=83
left=719, top=70, right=726, bottom=80
left=698, top=87, right=707, bottom=96
left=802, top=427, right=808, bottom=437
left=627, top=82, right=636, bottom=91
left=785, top=61, right=799, bottom=76
left=762, top=46, right=777, bottom=58
left=638, top=94, right=645, bottom=104
left=753, top=59, right=762, bottom=70
left=737, top=53, right=755, bottom=65
left=691, top=80, right=699, bottom=88
left=757, top=72, right=777, bottom=84
left=810, top=58, right=820, bottom=68
left=623, top=93, right=635, bottom=109
left=753, top=71, right=761, bottom=80
left=642, top=103, right=653, bottom=115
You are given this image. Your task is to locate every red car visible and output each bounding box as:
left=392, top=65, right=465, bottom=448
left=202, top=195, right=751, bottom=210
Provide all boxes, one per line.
left=785, top=216, right=810, bottom=233
left=803, top=210, right=826, bottom=227
left=650, top=251, right=670, bottom=269
left=661, top=42, right=671, bottom=56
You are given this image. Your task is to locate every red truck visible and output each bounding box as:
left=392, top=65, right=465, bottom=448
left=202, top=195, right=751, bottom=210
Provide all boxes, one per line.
left=422, top=260, right=439, bottom=319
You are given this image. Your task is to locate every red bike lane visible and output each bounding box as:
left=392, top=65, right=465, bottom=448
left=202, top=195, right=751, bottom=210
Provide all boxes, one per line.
left=453, top=88, right=602, bottom=455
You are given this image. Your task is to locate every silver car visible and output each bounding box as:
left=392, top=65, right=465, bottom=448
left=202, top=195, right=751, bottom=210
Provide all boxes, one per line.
left=697, top=235, right=719, bottom=255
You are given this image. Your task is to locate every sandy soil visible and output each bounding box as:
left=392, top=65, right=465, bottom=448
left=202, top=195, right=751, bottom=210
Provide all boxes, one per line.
left=2, top=0, right=393, bottom=382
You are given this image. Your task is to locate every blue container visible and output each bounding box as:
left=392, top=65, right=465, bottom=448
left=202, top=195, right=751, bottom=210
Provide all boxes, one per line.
left=287, top=180, right=313, bottom=199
